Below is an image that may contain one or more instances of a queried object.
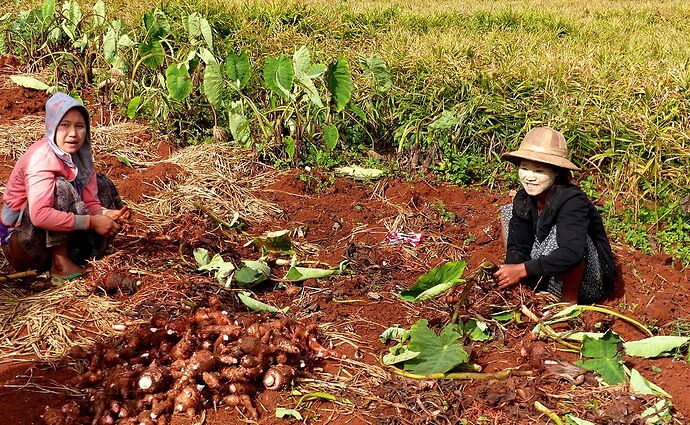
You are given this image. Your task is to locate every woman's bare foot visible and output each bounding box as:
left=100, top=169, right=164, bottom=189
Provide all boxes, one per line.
left=50, top=245, right=85, bottom=278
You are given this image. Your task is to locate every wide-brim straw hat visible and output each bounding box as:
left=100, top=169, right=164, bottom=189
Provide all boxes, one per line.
left=501, top=127, right=581, bottom=171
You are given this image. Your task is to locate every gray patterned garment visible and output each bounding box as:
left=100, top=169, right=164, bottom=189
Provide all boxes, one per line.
left=499, top=204, right=603, bottom=301
left=1, top=173, right=124, bottom=272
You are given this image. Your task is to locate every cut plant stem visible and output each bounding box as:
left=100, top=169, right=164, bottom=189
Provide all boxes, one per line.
left=534, top=401, right=564, bottom=425
left=0, top=270, right=38, bottom=283
left=193, top=201, right=237, bottom=231
left=574, top=305, right=653, bottom=337
left=391, top=367, right=532, bottom=381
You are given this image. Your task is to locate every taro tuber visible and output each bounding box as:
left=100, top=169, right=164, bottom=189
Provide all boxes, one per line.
left=201, top=371, right=223, bottom=391
left=174, top=385, right=201, bottom=417
left=64, top=308, right=328, bottom=423
left=171, top=330, right=195, bottom=361
left=138, top=364, right=171, bottom=393
left=262, top=365, right=295, bottom=390
left=228, top=382, right=257, bottom=395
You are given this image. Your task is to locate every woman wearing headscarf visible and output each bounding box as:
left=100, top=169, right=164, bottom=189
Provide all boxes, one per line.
left=493, top=127, right=616, bottom=303
left=1, top=92, right=128, bottom=279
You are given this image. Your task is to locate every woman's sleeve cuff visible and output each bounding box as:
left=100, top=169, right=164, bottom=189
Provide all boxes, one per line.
left=73, top=215, right=90, bottom=231
left=524, top=259, right=544, bottom=277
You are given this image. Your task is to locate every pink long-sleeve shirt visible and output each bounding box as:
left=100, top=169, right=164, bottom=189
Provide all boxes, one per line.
left=2, top=137, right=101, bottom=231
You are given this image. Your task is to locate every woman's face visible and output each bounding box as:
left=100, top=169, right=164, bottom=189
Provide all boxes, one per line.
left=518, top=159, right=557, bottom=196
left=55, top=108, right=87, bottom=154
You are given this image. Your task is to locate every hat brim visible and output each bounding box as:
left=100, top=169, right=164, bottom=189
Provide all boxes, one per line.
left=501, top=150, right=581, bottom=171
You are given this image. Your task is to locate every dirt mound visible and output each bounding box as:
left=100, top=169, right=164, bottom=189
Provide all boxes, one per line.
left=0, top=88, right=48, bottom=125
left=109, top=160, right=186, bottom=204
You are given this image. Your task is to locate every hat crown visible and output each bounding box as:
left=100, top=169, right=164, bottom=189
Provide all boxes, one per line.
left=519, top=127, right=568, bottom=159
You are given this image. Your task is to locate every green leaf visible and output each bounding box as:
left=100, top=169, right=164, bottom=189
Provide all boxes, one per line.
left=292, top=45, right=311, bottom=74
left=40, top=0, right=55, bottom=23
left=491, top=310, right=516, bottom=322
left=348, top=102, right=367, bottom=122
left=305, top=63, right=326, bottom=79
left=579, top=330, right=622, bottom=358
left=143, top=9, right=169, bottom=40
left=9, top=75, right=49, bottom=91
left=284, top=264, right=341, bottom=282
left=295, top=74, right=323, bottom=107
left=558, top=331, right=605, bottom=342
left=284, top=136, right=295, bottom=160
left=186, top=12, right=201, bottom=40
left=228, top=112, right=250, bottom=144
left=253, top=230, right=293, bottom=253
left=203, top=63, right=224, bottom=108
left=326, top=57, right=352, bottom=112
left=641, top=399, right=672, bottom=424
left=575, top=357, right=626, bottom=385
left=464, top=319, right=491, bottom=342
left=197, top=253, right=228, bottom=272
left=404, top=320, right=468, bottom=375
left=263, top=54, right=294, bottom=99
left=138, top=39, right=164, bottom=69
left=624, top=336, right=689, bottom=358
left=63, top=0, right=82, bottom=30
left=165, top=63, right=192, bottom=101
left=127, top=96, right=141, bottom=119
left=322, top=124, right=338, bottom=151
left=379, top=326, right=409, bottom=343
left=238, top=291, right=288, bottom=314
left=575, top=330, right=625, bottom=385
left=225, top=51, right=251, bottom=89
left=198, top=47, right=217, bottom=65
left=565, top=415, right=596, bottom=425
left=333, top=165, right=384, bottom=180
left=429, top=110, right=460, bottom=130
left=359, top=53, right=392, bottom=93
left=382, top=344, right=420, bottom=365
left=628, top=368, right=671, bottom=397
left=234, top=260, right=270, bottom=288
left=93, top=0, right=106, bottom=27
left=118, top=34, right=134, bottom=48
left=193, top=248, right=210, bottom=267
left=275, top=408, right=302, bottom=420
left=283, top=267, right=335, bottom=282
left=294, top=392, right=337, bottom=408
left=398, top=261, right=467, bottom=302
left=103, top=25, right=118, bottom=63
left=199, top=17, right=213, bottom=49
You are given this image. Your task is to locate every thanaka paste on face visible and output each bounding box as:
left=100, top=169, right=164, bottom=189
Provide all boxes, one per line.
left=518, top=159, right=557, bottom=196
left=55, top=108, right=87, bottom=155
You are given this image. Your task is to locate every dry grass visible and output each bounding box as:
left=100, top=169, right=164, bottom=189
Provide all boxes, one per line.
left=0, top=279, right=124, bottom=364
left=0, top=118, right=156, bottom=162
left=132, top=143, right=282, bottom=227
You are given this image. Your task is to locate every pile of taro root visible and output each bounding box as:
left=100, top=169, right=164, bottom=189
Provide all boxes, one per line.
left=43, top=295, right=335, bottom=424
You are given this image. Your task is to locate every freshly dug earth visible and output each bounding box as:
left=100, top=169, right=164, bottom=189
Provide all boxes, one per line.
left=0, top=57, right=688, bottom=424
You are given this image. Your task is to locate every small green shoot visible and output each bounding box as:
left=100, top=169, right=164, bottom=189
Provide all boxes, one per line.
left=115, top=154, right=134, bottom=168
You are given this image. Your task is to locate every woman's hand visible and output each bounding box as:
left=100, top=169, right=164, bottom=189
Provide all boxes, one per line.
left=104, top=205, right=130, bottom=222
left=493, top=263, right=528, bottom=289
left=89, top=214, right=121, bottom=237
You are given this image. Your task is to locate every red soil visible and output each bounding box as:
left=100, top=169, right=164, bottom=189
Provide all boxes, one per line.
left=0, top=55, right=688, bottom=424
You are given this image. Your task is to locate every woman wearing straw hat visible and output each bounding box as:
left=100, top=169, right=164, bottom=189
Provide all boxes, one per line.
left=493, top=127, right=616, bottom=303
